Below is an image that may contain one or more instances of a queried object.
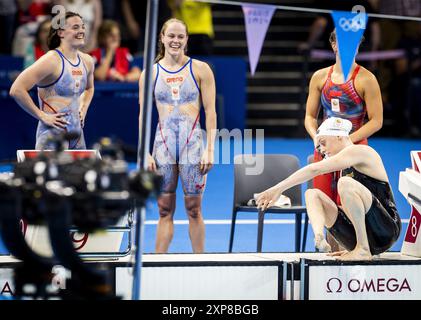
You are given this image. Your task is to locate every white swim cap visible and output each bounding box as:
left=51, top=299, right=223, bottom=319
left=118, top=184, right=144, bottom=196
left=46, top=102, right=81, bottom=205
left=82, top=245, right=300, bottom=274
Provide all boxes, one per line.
left=316, top=117, right=352, bottom=137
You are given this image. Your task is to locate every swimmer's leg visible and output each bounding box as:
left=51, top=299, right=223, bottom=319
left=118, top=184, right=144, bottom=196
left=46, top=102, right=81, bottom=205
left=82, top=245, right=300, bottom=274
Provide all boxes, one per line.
left=336, top=177, right=373, bottom=261
left=155, top=164, right=178, bottom=253
left=180, top=163, right=206, bottom=253
left=304, top=188, right=339, bottom=252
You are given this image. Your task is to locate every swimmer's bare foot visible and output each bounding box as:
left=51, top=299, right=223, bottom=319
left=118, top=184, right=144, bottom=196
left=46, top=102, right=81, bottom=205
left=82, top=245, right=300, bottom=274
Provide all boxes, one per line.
left=337, top=248, right=372, bottom=261
left=315, top=234, right=332, bottom=253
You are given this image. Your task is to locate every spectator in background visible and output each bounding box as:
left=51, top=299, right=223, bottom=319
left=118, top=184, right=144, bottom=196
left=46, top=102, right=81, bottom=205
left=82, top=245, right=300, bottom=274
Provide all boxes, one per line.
left=120, top=0, right=144, bottom=55
left=376, top=0, right=421, bottom=137
left=101, top=0, right=120, bottom=20
left=90, top=20, right=141, bottom=82
left=0, top=0, right=18, bottom=54
left=120, top=0, right=171, bottom=56
left=169, top=0, right=214, bottom=56
left=16, top=0, right=51, bottom=25
left=389, top=23, right=421, bottom=137
left=12, top=0, right=52, bottom=57
left=23, top=18, right=51, bottom=68
left=377, top=0, right=421, bottom=51
left=54, top=0, right=102, bottom=52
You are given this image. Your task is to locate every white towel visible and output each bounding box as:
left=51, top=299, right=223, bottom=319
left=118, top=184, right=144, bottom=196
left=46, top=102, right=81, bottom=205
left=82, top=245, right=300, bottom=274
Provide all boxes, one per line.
left=247, top=193, right=292, bottom=207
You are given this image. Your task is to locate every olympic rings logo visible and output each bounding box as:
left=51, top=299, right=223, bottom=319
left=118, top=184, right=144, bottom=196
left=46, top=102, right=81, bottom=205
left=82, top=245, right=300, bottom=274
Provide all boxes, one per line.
left=338, top=17, right=365, bottom=32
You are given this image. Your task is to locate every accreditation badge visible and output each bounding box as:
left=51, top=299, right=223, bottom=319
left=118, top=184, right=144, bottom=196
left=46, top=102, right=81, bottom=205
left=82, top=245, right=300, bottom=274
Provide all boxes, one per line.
left=331, top=98, right=340, bottom=112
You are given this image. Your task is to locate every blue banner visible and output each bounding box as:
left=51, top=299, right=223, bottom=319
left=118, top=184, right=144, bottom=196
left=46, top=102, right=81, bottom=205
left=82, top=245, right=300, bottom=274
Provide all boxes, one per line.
left=331, top=10, right=368, bottom=81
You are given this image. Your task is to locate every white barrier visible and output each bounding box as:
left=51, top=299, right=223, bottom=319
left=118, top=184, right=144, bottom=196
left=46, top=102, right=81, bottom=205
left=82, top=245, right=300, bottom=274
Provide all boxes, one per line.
left=2, top=253, right=421, bottom=300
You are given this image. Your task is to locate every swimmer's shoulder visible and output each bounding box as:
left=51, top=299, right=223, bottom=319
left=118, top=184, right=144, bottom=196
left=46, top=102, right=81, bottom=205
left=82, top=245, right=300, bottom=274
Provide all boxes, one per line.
left=355, top=65, right=380, bottom=86
left=310, top=66, right=331, bottom=89
left=79, top=51, right=95, bottom=72
left=37, top=49, right=62, bottom=66
left=313, top=66, right=331, bottom=81
left=24, top=50, right=62, bottom=78
left=191, top=58, right=214, bottom=79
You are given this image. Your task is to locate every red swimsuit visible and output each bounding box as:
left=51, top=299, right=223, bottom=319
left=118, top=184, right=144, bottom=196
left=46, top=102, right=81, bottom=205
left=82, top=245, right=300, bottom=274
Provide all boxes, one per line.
left=314, top=65, right=367, bottom=204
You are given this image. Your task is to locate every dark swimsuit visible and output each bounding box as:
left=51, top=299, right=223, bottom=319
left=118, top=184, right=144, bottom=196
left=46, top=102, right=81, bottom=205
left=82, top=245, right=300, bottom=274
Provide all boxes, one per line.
left=327, top=167, right=402, bottom=255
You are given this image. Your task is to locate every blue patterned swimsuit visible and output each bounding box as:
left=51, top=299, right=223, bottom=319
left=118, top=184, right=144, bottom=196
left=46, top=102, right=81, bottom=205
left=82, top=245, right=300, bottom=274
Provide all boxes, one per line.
left=153, top=58, right=205, bottom=195
left=36, top=49, right=88, bottom=150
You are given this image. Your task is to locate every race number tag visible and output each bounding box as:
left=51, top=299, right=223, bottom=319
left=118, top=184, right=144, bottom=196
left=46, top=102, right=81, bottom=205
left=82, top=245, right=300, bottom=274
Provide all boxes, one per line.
left=331, top=98, right=340, bottom=112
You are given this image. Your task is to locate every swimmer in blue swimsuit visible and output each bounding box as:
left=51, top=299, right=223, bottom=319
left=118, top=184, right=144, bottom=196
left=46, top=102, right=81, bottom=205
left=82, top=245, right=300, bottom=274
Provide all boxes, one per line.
left=10, top=12, right=95, bottom=150
left=139, top=18, right=217, bottom=253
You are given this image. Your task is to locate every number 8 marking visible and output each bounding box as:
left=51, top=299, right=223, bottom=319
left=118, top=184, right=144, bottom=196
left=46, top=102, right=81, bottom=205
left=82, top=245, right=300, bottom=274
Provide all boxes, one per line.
left=411, top=216, right=418, bottom=238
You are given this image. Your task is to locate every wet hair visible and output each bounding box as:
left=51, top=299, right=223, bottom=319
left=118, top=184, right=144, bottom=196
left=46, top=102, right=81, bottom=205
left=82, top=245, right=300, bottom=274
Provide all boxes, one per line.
left=47, top=11, right=83, bottom=50
left=97, top=20, right=120, bottom=48
left=155, top=18, right=189, bottom=63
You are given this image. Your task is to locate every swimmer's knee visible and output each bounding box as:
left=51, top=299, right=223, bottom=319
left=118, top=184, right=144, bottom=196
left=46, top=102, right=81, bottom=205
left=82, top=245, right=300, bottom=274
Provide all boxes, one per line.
left=158, top=193, right=176, bottom=218
left=184, top=195, right=202, bottom=219
left=337, top=176, right=358, bottom=196
left=305, top=188, right=320, bottom=200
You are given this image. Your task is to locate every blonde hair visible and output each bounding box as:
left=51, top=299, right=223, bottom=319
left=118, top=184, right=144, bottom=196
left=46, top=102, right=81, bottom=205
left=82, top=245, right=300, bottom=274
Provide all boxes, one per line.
left=155, top=18, right=189, bottom=63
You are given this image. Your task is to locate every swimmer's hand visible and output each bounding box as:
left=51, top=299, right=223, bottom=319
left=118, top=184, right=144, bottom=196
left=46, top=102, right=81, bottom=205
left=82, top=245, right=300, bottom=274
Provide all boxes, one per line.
left=109, top=68, right=125, bottom=82
left=147, top=154, right=157, bottom=172
left=41, top=111, right=69, bottom=130
left=256, top=187, right=282, bottom=211
left=200, top=150, right=214, bottom=174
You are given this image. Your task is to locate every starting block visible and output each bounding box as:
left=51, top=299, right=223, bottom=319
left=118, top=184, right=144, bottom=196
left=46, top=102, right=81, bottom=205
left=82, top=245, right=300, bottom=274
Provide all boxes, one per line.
left=399, top=151, right=421, bottom=258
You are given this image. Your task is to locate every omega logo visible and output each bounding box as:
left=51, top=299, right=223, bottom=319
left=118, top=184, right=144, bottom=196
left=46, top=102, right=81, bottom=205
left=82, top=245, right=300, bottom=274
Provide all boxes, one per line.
left=326, top=277, right=412, bottom=293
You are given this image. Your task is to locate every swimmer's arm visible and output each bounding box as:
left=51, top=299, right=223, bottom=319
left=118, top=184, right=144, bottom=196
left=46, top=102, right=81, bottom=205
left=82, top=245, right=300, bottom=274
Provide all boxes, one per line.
left=271, top=146, right=364, bottom=194
left=350, top=71, right=383, bottom=143
left=304, top=70, right=324, bottom=141
left=9, top=52, right=59, bottom=122
left=80, top=55, right=95, bottom=121
left=91, top=0, right=102, bottom=49
left=198, top=61, right=217, bottom=153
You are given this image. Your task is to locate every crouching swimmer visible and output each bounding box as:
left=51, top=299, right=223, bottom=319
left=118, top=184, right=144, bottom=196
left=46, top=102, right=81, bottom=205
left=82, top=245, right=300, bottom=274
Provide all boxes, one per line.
left=256, top=117, right=401, bottom=260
